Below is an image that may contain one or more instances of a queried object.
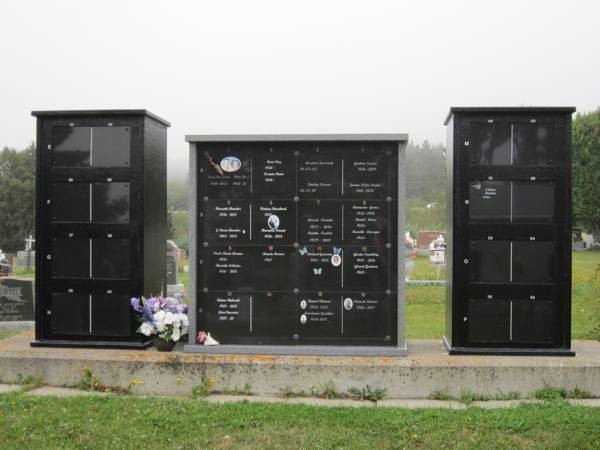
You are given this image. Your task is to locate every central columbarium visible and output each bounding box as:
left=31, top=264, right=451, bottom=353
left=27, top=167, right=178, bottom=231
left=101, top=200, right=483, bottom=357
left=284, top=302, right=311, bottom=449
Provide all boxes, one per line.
left=184, top=135, right=408, bottom=356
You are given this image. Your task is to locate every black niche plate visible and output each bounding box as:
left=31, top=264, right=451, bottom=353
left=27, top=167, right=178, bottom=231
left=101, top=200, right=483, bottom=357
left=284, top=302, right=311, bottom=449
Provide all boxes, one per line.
left=205, top=246, right=295, bottom=292
left=298, top=154, right=343, bottom=198
left=91, top=294, right=130, bottom=335
left=52, top=183, right=91, bottom=222
left=343, top=200, right=390, bottom=245
left=52, top=293, right=90, bottom=334
left=343, top=154, right=390, bottom=198
left=469, top=123, right=512, bottom=165
left=203, top=292, right=296, bottom=340
left=53, top=127, right=91, bottom=167
left=297, top=200, right=342, bottom=245
left=343, top=247, right=390, bottom=292
left=204, top=148, right=296, bottom=199
left=297, top=292, right=394, bottom=342
left=296, top=246, right=343, bottom=291
left=469, top=181, right=511, bottom=222
left=512, top=123, right=555, bottom=165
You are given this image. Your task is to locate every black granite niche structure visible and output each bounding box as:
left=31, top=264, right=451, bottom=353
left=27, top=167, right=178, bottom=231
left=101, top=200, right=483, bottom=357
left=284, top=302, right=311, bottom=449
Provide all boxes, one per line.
left=30, top=110, right=170, bottom=349
left=184, top=135, right=408, bottom=356
left=444, top=107, right=576, bottom=356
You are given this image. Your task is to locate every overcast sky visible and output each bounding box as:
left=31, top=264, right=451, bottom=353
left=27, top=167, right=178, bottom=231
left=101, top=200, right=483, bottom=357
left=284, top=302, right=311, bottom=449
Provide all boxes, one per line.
left=2, top=0, right=599, bottom=176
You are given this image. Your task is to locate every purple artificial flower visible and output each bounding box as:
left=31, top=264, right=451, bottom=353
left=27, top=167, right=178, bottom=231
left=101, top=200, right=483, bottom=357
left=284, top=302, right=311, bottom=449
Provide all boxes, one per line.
left=130, top=297, right=143, bottom=312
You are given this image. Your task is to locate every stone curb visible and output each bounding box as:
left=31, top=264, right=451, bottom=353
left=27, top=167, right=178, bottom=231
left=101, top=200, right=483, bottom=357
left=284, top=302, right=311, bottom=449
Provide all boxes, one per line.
left=3, top=384, right=600, bottom=408
left=378, top=399, right=466, bottom=409
left=27, top=386, right=113, bottom=397
left=0, top=384, right=21, bottom=393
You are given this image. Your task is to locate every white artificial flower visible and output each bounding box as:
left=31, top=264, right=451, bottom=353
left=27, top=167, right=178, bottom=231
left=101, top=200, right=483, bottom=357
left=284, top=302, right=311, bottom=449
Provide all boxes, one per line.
left=140, top=323, right=155, bottom=336
left=172, top=332, right=180, bottom=342
left=164, top=312, right=174, bottom=325
left=155, top=310, right=166, bottom=321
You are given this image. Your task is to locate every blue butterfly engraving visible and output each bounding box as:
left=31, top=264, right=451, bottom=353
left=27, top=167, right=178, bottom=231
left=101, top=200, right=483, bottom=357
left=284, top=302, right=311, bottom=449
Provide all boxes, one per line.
left=333, top=247, right=342, bottom=254
left=299, top=247, right=308, bottom=255
left=313, top=268, right=322, bottom=275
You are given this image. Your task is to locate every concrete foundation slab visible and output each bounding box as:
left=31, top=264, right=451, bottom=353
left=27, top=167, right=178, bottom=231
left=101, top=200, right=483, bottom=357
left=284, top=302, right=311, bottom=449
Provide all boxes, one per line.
left=28, top=386, right=112, bottom=397
left=377, top=399, right=466, bottom=409
left=469, top=400, right=521, bottom=409
left=286, top=397, right=376, bottom=407
left=0, top=333, right=598, bottom=399
left=568, top=399, right=600, bottom=407
left=0, top=321, right=35, bottom=332
left=0, top=383, right=20, bottom=393
left=203, top=395, right=282, bottom=404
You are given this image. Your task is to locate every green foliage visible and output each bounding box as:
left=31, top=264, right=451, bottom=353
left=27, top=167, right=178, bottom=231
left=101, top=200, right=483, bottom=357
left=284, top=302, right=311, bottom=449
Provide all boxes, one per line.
left=495, top=388, right=521, bottom=400
left=460, top=388, right=473, bottom=405
left=223, top=383, right=256, bottom=396
left=0, top=331, right=19, bottom=340
left=0, top=143, right=36, bottom=253
left=11, top=268, right=35, bottom=277
left=167, top=179, right=189, bottom=211
left=530, top=385, right=593, bottom=401
left=405, top=197, right=446, bottom=237
left=15, top=373, right=44, bottom=392
left=191, top=375, right=213, bottom=398
left=2, top=395, right=600, bottom=449
left=429, top=386, right=453, bottom=400
left=582, top=263, right=600, bottom=341
left=73, top=366, right=132, bottom=394
left=405, top=140, right=446, bottom=201
left=319, top=380, right=342, bottom=399
left=166, top=209, right=175, bottom=240
left=347, top=385, right=387, bottom=402
left=572, top=107, right=600, bottom=235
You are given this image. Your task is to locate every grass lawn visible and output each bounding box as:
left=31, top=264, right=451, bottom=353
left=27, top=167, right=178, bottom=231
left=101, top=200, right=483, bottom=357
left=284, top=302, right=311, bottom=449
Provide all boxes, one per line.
left=0, top=393, right=599, bottom=450
left=405, top=250, right=600, bottom=341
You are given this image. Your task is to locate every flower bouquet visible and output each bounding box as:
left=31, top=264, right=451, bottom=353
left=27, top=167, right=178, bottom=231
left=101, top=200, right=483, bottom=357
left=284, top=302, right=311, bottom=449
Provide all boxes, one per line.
left=130, top=295, right=189, bottom=342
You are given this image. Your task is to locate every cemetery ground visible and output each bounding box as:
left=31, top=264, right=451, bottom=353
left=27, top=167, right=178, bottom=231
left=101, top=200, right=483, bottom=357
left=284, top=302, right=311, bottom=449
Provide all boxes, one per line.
left=0, top=391, right=599, bottom=450
left=1, top=251, right=599, bottom=449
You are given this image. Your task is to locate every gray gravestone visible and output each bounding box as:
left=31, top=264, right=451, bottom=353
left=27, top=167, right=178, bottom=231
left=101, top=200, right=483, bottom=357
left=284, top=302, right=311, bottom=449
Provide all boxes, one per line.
left=0, top=277, right=35, bottom=322
left=166, top=253, right=178, bottom=286
left=16, top=251, right=35, bottom=268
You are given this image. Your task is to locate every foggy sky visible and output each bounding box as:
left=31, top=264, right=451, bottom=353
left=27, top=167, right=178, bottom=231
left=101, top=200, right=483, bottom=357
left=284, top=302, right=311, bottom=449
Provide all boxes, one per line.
left=2, top=0, right=599, bottom=178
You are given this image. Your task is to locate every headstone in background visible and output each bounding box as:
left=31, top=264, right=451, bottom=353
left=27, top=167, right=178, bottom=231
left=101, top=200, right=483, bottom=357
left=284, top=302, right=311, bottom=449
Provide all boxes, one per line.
left=0, top=277, right=35, bottom=322
left=16, top=251, right=35, bottom=268
left=416, top=231, right=448, bottom=249
left=166, top=240, right=184, bottom=295
left=167, top=240, right=179, bottom=254
left=166, top=253, right=178, bottom=286
left=573, top=233, right=594, bottom=250
left=0, top=262, right=12, bottom=276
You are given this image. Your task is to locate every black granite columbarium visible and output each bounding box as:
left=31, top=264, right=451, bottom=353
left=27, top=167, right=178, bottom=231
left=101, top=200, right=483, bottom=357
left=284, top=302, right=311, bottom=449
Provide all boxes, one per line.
left=444, top=107, right=576, bottom=356
left=184, top=135, right=408, bottom=356
left=30, top=110, right=170, bottom=349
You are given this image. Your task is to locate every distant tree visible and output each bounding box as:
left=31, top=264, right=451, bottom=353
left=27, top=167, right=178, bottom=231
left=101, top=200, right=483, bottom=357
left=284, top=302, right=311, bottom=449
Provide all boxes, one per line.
left=167, top=179, right=189, bottom=211
left=167, top=209, right=175, bottom=240
left=404, top=140, right=446, bottom=201
left=0, top=143, right=36, bottom=253
left=572, top=108, right=600, bottom=235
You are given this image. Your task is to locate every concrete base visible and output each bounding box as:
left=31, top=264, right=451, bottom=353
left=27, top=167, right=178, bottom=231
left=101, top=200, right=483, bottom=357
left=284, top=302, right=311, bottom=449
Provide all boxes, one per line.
left=183, top=343, right=409, bottom=357
left=0, top=321, right=34, bottom=332
left=1, top=333, right=599, bottom=399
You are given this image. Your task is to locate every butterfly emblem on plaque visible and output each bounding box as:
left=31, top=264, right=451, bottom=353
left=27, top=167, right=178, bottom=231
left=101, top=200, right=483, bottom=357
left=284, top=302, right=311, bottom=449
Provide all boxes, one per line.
left=299, top=247, right=308, bottom=255
left=333, top=247, right=342, bottom=254
left=313, top=268, right=322, bottom=275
